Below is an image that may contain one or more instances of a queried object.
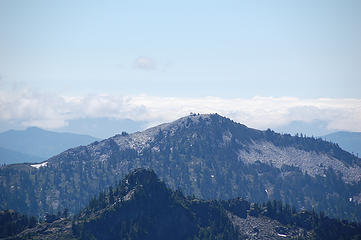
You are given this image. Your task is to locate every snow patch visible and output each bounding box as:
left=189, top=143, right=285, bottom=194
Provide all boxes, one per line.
left=30, top=162, right=48, bottom=169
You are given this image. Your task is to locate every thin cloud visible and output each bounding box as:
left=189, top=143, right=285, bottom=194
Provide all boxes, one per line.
left=133, top=57, right=156, bottom=71
left=1, top=89, right=361, bottom=133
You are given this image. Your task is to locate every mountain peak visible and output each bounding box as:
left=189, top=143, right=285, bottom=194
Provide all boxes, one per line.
left=175, top=112, right=230, bottom=125
left=2, top=113, right=361, bottom=222
left=109, top=113, right=223, bottom=152
left=122, top=168, right=160, bottom=188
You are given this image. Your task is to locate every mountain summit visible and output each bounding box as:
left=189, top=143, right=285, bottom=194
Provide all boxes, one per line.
left=1, top=113, right=361, bottom=221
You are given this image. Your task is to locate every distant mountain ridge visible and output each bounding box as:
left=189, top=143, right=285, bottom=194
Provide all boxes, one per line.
left=0, top=147, right=43, bottom=165
left=323, top=131, right=361, bottom=157
left=274, top=121, right=361, bottom=158
left=1, top=114, right=361, bottom=222
left=0, top=127, right=99, bottom=164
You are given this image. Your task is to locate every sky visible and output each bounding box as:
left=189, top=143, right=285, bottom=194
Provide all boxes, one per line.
left=1, top=0, right=361, bottom=138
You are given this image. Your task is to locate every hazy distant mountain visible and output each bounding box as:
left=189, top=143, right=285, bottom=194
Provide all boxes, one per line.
left=274, top=119, right=332, bottom=137
left=0, top=118, right=147, bottom=140
left=57, top=117, right=147, bottom=139
left=0, top=127, right=99, bottom=162
left=0, top=147, right=42, bottom=165
left=1, top=114, right=361, bottom=222
left=323, top=131, right=361, bottom=157
left=276, top=121, right=361, bottom=157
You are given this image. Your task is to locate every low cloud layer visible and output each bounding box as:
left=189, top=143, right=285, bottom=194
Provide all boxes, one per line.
left=1, top=89, right=361, bottom=133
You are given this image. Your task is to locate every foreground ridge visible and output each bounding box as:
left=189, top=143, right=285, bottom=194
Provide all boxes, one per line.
left=6, top=169, right=361, bottom=240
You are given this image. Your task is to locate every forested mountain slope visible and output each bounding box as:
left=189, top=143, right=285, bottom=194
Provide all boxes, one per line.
left=1, top=114, right=361, bottom=221
left=7, top=169, right=361, bottom=240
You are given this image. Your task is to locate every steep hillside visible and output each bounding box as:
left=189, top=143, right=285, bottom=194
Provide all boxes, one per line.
left=1, top=114, right=361, bottom=221
left=0, top=127, right=99, bottom=162
left=72, top=169, right=238, bottom=240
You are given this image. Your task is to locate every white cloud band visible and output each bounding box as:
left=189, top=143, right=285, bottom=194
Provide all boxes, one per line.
left=1, top=89, right=360, bottom=132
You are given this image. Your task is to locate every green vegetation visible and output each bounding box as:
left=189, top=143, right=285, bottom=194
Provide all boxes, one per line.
left=3, top=169, right=361, bottom=239
left=72, top=169, right=240, bottom=240
left=72, top=169, right=361, bottom=240
left=0, top=209, right=37, bottom=238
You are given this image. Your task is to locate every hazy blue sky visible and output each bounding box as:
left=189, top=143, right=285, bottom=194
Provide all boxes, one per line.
left=1, top=0, right=360, bottom=97
left=1, top=0, right=361, bottom=137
